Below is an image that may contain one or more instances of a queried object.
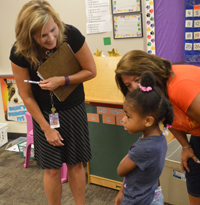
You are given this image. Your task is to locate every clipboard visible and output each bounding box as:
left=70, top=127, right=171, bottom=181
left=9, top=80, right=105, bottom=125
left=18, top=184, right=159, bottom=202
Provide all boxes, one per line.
left=37, top=42, right=82, bottom=102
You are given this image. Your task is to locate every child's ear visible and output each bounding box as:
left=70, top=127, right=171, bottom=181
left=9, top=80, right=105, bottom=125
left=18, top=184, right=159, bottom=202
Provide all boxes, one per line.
left=145, top=116, right=154, bottom=127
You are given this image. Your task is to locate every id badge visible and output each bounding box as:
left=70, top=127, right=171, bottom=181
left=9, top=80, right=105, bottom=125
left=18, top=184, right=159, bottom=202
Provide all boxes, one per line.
left=49, top=113, right=60, bottom=128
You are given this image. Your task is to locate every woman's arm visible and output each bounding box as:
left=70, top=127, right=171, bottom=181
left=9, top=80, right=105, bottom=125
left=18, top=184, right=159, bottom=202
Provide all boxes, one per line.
left=39, top=41, right=96, bottom=90
left=186, top=93, right=200, bottom=124
left=11, top=62, right=64, bottom=146
left=71, top=41, right=97, bottom=83
left=117, top=154, right=137, bottom=177
left=168, top=93, right=200, bottom=171
left=169, top=128, right=198, bottom=172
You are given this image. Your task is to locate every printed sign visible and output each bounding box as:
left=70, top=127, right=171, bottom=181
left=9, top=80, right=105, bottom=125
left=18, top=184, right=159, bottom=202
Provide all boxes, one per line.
left=194, top=20, right=200, bottom=27
left=97, top=106, right=124, bottom=116
left=185, top=43, right=192, bottom=50
left=102, top=115, right=115, bottom=125
left=87, top=113, right=99, bottom=123
left=116, top=116, right=124, bottom=126
left=185, top=32, right=193, bottom=39
left=186, top=9, right=193, bottom=17
left=193, top=43, right=200, bottom=50
left=173, top=169, right=186, bottom=181
left=194, top=31, right=200, bottom=39
left=185, top=20, right=193, bottom=27
left=7, top=102, right=27, bottom=122
left=194, top=9, right=200, bottom=17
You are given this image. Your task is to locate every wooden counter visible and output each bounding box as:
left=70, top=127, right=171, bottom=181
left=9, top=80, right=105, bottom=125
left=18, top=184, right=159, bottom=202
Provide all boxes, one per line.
left=84, top=56, right=124, bottom=105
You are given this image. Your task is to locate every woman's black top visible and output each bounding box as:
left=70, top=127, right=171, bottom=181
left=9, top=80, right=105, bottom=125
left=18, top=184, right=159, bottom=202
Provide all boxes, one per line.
left=9, top=24, right=85, bottom=111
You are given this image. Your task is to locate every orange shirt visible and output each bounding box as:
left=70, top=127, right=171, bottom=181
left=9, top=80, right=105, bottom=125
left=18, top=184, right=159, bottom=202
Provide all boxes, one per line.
left=167, top=65, right=200, bottom=136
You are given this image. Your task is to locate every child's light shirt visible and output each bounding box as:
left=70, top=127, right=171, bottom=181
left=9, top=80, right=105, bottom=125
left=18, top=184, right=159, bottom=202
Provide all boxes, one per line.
left=121, top=134, right=167, bottom=205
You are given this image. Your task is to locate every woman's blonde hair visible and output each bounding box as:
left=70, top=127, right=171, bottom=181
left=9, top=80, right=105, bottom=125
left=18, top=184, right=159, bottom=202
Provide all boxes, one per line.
left=115, top=50, right=174, bottom=98
left=14, top=0, right=66, bottom=69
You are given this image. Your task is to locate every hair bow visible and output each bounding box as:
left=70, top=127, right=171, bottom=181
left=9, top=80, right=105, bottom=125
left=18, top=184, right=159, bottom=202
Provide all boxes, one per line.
left=166, top=124, right=172, bottom=128
left=163, top=124, right=172, bottom=136
left=139, top=84, right=152, bottom=92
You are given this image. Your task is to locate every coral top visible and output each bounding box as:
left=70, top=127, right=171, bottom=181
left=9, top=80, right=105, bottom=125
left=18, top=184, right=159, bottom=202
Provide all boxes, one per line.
left=167, top=65, right=200, bottom=136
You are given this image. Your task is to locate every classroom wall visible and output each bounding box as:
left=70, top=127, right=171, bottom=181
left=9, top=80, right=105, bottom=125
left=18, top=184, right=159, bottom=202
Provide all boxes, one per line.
left=0, top=0, right=147, bottom=133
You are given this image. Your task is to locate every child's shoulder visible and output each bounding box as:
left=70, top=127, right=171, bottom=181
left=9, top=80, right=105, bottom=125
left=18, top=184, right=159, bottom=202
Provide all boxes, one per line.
left=132, top=134, right=166, bottom=152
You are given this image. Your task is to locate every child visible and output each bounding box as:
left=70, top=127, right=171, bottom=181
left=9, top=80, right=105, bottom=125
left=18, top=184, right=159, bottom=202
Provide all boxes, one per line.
left=115, top=71, right=173, bottom=205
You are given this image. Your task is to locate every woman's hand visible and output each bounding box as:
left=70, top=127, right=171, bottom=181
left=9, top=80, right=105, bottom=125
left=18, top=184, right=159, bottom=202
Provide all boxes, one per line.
left=169, top=128, right=200, bottom=172
left=115, top=187, right=123, bottom=205
left=44, top=128, right=64, bottom=146
left=39, top=76, right=65, bottom=91
left=181, top=147, right=199, bottom=172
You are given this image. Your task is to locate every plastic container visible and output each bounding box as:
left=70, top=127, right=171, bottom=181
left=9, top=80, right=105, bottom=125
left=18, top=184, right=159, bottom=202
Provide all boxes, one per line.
left=17, top=140, right=34, bottom=159
left=5, top=136, right=26, bottom=150
left=160, top=138, right=190, bottom=205
left=0, top=123, right=8, bottom=147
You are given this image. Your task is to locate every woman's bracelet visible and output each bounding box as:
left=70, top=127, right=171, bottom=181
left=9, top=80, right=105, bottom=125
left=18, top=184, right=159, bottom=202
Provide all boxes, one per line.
left=65, top=76, right=70, bottom=86
left=182, top=145, right=191, bottom=149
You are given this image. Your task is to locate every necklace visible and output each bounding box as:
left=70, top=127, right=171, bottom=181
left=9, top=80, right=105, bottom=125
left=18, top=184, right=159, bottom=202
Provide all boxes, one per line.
left=45, top=49, right=54, bottom=59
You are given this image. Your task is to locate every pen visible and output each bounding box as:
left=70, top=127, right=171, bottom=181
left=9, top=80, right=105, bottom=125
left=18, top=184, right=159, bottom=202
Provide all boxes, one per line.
left=24, top=80, right=40, bottom=84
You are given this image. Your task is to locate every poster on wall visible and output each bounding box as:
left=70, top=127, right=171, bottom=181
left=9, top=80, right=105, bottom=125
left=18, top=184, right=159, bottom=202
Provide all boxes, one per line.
left=0, top=77, right=27, bottom=122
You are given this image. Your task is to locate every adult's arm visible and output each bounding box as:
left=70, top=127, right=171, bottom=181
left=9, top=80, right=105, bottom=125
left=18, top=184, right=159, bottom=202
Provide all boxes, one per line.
left=39, top=41, right=96, bottom=91
left=169, top=93, right=200, bottom=171
left=169, top=128, right=198, bottom=172
left=187, top=93, right=200, bottom=124
left=11, top=62, right=64, bottom=146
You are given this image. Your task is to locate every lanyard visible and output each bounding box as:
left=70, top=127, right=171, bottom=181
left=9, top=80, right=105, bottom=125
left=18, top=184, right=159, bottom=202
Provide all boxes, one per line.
left=50, top=91, right=56, bottom=115
left=37, top=47, right=56, bottom=114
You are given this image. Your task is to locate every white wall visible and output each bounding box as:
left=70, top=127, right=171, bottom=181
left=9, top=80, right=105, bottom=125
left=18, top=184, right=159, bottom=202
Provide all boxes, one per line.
left=0, top=0, right=147, bottom=133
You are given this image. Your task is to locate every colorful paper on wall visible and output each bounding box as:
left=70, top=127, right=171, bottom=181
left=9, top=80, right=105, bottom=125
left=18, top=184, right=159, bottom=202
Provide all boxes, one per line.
left=144, top=0, right=156, bottom=54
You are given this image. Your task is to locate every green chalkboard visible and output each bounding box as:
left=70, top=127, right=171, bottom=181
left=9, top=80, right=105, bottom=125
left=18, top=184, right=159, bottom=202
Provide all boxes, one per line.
left=86, top=104, right=141, bottom=182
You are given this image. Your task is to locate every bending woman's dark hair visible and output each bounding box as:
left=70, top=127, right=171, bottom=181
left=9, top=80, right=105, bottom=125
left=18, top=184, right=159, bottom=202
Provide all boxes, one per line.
left=115, top=50, right=174, bottom=98
left=125, top=71, right=173, bottom=127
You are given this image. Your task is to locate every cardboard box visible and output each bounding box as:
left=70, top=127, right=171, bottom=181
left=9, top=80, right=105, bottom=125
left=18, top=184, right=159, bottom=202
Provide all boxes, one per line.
left=160, top=138, right=190, bottom=205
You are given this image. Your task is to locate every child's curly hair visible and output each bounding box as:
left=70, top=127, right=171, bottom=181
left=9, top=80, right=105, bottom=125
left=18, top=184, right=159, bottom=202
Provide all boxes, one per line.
left=125, top=71, right=173, bottom=127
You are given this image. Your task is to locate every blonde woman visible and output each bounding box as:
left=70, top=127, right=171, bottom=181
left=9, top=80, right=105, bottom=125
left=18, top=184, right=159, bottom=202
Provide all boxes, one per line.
left=10, top=0, right=96, bottom=204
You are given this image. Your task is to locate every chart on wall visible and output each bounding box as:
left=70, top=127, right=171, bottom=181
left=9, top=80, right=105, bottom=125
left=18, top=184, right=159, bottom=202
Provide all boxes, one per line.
left=185, top=0, right=200, bottom=62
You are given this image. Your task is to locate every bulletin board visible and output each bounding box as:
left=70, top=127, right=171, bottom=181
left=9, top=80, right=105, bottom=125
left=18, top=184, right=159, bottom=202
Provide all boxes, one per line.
left=184, top=0, right=200, bottom=62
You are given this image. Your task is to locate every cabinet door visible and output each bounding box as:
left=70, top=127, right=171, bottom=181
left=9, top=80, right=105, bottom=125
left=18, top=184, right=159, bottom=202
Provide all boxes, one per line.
left=86, top=104, right=140, bottom=189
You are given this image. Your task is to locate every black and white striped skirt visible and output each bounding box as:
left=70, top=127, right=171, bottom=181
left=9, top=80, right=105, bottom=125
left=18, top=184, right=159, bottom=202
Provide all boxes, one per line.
left=32, top=101, right=91, bottom=169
